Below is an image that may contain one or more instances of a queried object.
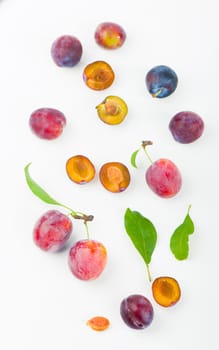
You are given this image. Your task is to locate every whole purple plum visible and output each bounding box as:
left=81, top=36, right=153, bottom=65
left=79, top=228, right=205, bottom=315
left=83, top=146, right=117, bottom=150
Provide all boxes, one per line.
left=51, top=35, right=82, bottom=67
left=120, top=294, right=154, bottom=329
left=169, top=111, right=204, bottom=143
left=146, top=65, right=178, bottom=98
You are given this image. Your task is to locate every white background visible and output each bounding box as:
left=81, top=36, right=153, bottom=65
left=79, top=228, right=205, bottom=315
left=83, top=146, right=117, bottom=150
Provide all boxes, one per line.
left=0, top=0, right=218, bottom=349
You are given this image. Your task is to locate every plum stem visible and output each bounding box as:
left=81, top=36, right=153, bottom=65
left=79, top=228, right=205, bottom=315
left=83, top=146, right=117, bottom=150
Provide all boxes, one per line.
left=84, top=221, right=90, bottom=240
left=141, top=141, right=153, bottom=164
left=60, top=204, right=94, bottom=224
left=69, top=210, right=94, bottom=222
left=152, top=88, right=162, bottom=97
left=69, top=211, right=93, bottom=239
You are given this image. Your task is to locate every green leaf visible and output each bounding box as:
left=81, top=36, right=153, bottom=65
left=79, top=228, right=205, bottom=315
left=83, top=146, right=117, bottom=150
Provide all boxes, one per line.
left=124, top=208, right=157, bottom=281
left=170, top=205, right=195, bottom=260
left=130, top=149, right=140, bottom=168
left=24, top=163, right=62, bottom=206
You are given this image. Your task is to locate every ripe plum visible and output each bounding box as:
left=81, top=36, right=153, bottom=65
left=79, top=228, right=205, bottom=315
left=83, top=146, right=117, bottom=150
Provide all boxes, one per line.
left=120, top=294, right=154, bottom=329
left=146, top=65, right=178, bottom=98
left=51, top=35, right=82, bottom=67
left=146, top=158, right=182, bottom=198
left=33, top=210, right=72, bottom=252
left=29, top=107, right=66, bottom=140
left=68, top=239, right=107, bottom=280
left=169, top=111, right=204, bottom=143
left=95, top=22, right=126, bottom=49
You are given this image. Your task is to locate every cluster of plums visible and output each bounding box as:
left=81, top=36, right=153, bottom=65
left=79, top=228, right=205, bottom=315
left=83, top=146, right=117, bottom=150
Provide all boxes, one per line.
left=34, top=209, right=107, bottom=280
left=29, top=22, right=204, bottom=199
left=28, top=21, right=204, bottom=331
left=33, top=205, right=181, bottom=330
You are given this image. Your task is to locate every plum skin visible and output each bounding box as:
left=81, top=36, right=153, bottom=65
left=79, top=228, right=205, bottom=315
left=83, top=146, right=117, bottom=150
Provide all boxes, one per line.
left=146, top=159, right=182, bottom=198
left=169, top=111, right=204, bottom=143
left=120, top=294, right=154, bottom=329
left=146, top=65, right=178, bottom=98
left=51, top=35, right=82, bottom=67
left=29, top=107, right=66, bottom=140
left=33, top=210, right=73, bottom=252
left=68, top=239, right=107, bottom=280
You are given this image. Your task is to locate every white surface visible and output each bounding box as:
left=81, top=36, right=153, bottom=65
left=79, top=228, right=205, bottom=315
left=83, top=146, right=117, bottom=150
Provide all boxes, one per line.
left=0, top=0, right=218, bottom=349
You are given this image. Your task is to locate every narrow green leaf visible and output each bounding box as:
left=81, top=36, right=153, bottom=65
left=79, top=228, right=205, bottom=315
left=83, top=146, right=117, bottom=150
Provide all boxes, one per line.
left=124, top=208, right=157, bottom=280
left=24, top=163, right=62, bottom=206
left=130, top=149, right=140, bottom=168
left=170, top=206, right=195, bottom=260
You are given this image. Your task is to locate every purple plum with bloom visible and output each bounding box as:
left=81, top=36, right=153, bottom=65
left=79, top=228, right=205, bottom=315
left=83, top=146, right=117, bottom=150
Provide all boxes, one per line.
left=120, top=294, right=154, bottom=329
left=169, top=111, right=204, bottom=143
left=51, top=35, right=82, bottom=67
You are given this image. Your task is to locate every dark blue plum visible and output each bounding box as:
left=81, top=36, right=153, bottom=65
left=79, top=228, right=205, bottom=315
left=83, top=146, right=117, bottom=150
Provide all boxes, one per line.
left=146, top=65, right=178, bottom=98
left=169, top=111, right=204, bottom=143
left=51, top=35, right=82, bottom=67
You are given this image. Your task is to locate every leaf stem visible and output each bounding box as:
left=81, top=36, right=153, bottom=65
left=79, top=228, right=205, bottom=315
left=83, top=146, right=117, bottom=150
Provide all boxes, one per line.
left=59, top=203, right=77, bottom=216
left=130, top=148, right=140, bottom=168
left=24, top=162, right=94, bottom=225
left=141, top=141, right=153, bottom=164
left=187, top=204, right=192, bottom=214
left=146, top=264, right=152, bottom=282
